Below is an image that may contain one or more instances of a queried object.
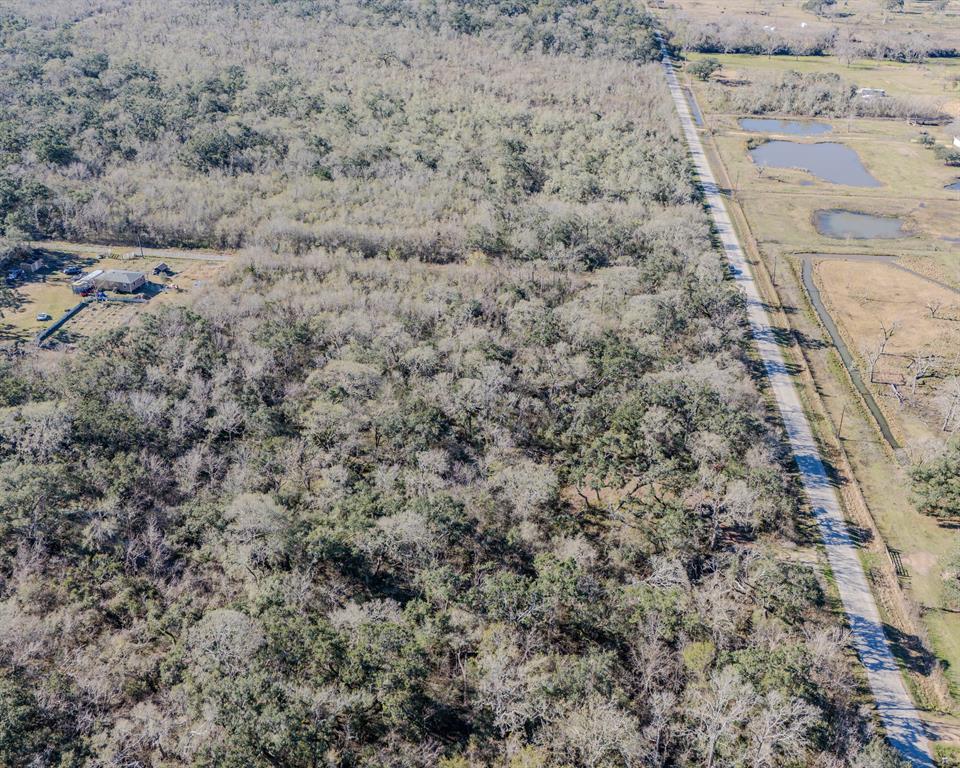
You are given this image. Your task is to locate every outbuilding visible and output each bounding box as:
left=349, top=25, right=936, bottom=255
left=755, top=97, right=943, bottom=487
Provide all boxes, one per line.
left=71, top=269, right=103, bottom=294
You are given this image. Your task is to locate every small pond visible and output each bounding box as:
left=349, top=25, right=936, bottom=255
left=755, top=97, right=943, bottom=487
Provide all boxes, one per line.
left=814, top=210, right=907, bottom=239
left=749, top=140, right=881, bottom=187
left=946, top=180, right=960, bottom=192
left=739, top=118, right=832, bottom=136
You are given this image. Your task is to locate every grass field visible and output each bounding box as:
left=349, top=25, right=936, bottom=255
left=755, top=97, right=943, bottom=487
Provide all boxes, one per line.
left=814, top=259, right=960, bottom=442
left=687, top=76, right=960, bottom=282
left=0, top=246, right=228, bottom=345
left=690, top=61, right=960, bottom=436
left=678, top=47, right=960, bottom=712
left=687, top=51, right=960, bottom=113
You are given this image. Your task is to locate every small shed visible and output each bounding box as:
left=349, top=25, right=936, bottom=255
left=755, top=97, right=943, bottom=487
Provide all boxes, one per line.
left=93, top=269, right=146, bottom=293
left=153, top=262, right=172, bottom=276
left=19, top=258, right=44, bottom=273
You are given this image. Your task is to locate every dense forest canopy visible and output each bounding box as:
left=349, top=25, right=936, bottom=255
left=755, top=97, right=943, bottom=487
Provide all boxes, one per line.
left=0, top=247, right=897, bottom=766
left=0, top=1, right=907, bottom=767
left=0, top=0, right=675, bottom=257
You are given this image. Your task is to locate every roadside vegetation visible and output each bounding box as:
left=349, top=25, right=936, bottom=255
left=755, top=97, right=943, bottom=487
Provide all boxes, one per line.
left=0, top=1, right=907, bottom=766
left=677, top=14, right=960, bottom=723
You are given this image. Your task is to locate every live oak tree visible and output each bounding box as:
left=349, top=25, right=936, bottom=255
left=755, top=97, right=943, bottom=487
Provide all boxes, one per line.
left=0, top=246, right=904, bottom=766
left=689, top=58, right=722, bottom=81
left=910, top=441, right=960, bottom=520
left=0, top=2, right=908, bottom=766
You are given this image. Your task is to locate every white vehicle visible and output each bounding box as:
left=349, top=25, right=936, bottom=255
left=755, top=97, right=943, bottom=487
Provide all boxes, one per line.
left=36, top=312, right=52, bottom=321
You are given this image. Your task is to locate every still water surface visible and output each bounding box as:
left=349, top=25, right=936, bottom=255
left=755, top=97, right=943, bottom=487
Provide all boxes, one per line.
left=739, top=118, right=832, bottom=136
left=814, top=210, right=906, bottom=239
left=750, top=141, right=880, bottom=187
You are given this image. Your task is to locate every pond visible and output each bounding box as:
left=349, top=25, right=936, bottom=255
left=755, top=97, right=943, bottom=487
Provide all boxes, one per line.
left=946, top=180, right=960, bottom=192
left=749, top=140, right=881, bottom=187
left=814, top=210, right=907, bottom=239
left=739, top=118, right=832, bottom=136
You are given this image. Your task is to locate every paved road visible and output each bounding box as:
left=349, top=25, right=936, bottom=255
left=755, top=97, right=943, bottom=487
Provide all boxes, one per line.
left=657, top=39, right=934, bottom=767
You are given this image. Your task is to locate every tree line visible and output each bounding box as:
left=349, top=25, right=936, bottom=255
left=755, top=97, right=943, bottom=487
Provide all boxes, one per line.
left=0, top=1, right=911, bottom=766
left=0, top=0, right=668, bottom=256
left=675, top=16, right=959, bottom=61
left=699, top=69, right=948, bottom=121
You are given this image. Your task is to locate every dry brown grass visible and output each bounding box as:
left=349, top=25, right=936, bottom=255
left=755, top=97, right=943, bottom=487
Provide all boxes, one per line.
left=815, top=258, right=960, bottom=443
left=1, top=248, right=229, bottom=344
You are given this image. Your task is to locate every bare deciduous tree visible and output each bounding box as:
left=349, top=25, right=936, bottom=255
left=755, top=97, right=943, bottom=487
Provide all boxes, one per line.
left=869, top=320, right=900, bottom=382
left=936, top=376, right=960, bottom=432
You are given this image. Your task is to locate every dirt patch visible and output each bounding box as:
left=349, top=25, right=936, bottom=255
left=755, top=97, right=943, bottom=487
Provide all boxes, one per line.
left=902, top=551, right=939, bottom=577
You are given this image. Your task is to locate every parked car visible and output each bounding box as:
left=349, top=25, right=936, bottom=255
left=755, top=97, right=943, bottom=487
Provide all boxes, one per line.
left=63, top=265, right=83, bottom=276
left=36, top=313, right=52, bottom=321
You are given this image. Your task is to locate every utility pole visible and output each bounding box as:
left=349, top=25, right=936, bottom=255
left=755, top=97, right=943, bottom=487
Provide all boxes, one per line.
left=137, top=231, right=145, bottom=259
left=836, top=403, right=847, bottom=439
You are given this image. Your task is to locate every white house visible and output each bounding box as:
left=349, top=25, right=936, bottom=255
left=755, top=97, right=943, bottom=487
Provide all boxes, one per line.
left=71, top=269, right=103, bottom=294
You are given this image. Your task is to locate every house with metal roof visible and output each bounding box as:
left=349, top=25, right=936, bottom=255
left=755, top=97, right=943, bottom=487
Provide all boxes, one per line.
left=71, top=269, right=103, bottom=294
left=93, top=270, right=146, bottom=293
